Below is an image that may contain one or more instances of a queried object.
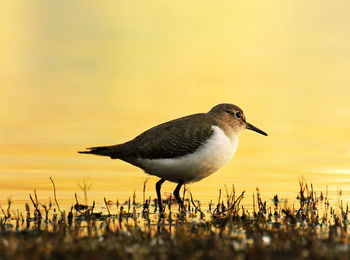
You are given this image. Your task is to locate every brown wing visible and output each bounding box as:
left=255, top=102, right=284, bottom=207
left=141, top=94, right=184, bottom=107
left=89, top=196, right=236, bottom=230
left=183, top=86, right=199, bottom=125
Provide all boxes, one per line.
left=127, top=113, right=216, bottom=159
left=80, top=113, right=217, bottom=159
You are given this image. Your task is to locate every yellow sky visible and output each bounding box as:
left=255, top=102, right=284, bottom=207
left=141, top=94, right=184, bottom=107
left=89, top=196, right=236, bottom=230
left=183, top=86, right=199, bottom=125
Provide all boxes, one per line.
left=0, top=1, right=350, bottom=206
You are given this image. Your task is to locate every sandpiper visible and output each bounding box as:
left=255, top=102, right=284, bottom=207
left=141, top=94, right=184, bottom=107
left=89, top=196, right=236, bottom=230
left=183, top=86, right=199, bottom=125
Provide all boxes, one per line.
left=79, top=103, right=267, bottom=211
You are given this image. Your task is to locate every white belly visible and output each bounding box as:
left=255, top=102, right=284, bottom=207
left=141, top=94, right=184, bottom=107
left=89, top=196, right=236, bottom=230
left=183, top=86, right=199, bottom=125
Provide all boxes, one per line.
left=134, top=126, right=238, bottom=183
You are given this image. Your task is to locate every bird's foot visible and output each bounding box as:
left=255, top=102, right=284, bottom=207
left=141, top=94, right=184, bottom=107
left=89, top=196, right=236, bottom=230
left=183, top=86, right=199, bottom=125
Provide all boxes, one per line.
left=158, top=211, right=166, bottom=219
left=158, top=205, right=166, bottom=219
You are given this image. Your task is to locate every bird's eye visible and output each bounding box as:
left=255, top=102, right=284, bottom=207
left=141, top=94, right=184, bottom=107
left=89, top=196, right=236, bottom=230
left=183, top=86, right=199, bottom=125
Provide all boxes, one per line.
left=235, top=111, right=242, bottom=119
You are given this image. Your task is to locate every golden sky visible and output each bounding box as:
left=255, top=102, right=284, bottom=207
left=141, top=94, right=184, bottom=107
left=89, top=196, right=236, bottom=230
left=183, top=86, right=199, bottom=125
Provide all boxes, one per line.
left=1, top=1, right=350, bottom=206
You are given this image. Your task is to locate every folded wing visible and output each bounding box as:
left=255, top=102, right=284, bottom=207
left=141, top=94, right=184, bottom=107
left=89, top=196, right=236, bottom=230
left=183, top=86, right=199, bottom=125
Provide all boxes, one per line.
left=78, top=113, right=216, bottom=160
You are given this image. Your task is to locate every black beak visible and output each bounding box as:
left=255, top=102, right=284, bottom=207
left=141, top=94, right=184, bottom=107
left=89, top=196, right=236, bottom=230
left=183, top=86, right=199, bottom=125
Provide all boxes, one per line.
left=246, top=122, right=268, bottom=136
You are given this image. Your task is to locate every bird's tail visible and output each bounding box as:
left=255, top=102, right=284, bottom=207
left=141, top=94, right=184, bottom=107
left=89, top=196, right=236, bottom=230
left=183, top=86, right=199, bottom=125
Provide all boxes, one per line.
left=78, top=145, right=122, bottom=158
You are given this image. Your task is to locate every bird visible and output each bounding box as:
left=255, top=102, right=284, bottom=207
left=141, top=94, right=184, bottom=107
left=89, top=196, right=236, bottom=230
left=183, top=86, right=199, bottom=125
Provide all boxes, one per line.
left=79, top=103, right=267, bottom=212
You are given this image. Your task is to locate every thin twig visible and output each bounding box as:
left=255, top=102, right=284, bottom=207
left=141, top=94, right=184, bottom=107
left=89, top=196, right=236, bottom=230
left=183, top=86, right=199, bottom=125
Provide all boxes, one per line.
left=0, top=204, right=6, bottom=218
left=190, top=192, right=205, bottom=218
left=29, top=193, right=42, bottom=218
left=215, top=191, right=245, bottom=215
left=49, top=177, right=62, bottom=214
left=75, top=193, right=79, bottom=204
left=104, top=197, right=111, bottom=216
left=143, top=177, right=150, bottom=203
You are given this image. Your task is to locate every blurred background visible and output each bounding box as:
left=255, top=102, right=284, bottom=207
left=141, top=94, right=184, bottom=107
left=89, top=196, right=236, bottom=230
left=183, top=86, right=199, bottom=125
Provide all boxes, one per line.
left=1, top=1, right=349, bottom=206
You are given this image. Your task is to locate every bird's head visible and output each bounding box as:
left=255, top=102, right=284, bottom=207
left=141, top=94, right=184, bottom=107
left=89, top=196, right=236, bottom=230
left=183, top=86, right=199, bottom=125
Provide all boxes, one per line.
left=209, top=103, right=268, bottom=136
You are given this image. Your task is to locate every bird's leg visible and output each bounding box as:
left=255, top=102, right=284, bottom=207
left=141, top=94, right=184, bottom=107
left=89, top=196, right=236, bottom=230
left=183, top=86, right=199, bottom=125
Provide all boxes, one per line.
left=156, top=178, right=166, bottom=213
left=173, top=181, right=184, bottom=211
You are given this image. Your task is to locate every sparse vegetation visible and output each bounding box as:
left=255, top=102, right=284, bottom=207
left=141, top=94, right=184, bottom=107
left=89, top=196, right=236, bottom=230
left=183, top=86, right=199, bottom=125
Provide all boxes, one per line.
left=0, top=178, right=349, bottom=259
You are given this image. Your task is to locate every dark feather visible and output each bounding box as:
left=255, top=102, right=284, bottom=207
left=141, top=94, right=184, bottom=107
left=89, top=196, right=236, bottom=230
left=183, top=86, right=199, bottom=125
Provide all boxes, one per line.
left=78, top=113, right=221, bottom=160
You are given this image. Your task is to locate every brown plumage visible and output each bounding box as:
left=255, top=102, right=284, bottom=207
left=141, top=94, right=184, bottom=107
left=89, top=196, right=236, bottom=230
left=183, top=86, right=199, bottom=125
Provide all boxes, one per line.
left=79, top=104, right=247, bottom=160
left=79, top=113, right=216, bottom=160
left=78, top=103, right=267, bottom=213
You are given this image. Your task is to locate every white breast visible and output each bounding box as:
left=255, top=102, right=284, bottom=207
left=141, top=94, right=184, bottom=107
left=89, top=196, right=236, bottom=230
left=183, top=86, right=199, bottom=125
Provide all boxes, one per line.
left=134, top=126, right=238, bottom=183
